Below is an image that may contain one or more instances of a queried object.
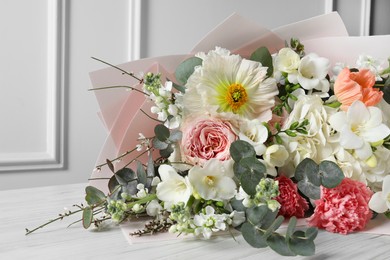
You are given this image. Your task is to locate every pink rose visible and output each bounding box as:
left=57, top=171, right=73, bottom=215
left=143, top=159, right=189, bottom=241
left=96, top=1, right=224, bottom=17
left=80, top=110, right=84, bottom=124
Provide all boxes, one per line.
left=181, top=117, right=237, bottom=165
left=308, top=178, right=373, bottom=234
left=275, top=175, right=308, bottom=218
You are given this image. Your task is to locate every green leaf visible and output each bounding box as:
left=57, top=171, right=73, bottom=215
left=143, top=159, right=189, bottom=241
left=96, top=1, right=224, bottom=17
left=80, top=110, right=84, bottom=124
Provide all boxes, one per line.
left=241, top=222, right=268, bottom=248
left=233, top=161, right=247, bottom=179
left=152, top=137, right=169, bottom=150
left=319, top=160, right=344, bottom=188
left=286, top=216, right=297, bottom=239
left=175, top=56, right=203, bottom=85
left=85, top=186, right=106, bottom=206
left=239, top=157, right=265, bottom=195
left=381, top=84, right=390, bottom=104
left=263, top=215, right=284, bottom=238
left=305, top=227, right=318, bottom=240
left=289, top=232, right=316, bottom=256
left=171, top=80, right=186, bottom=93
left=259, top=206, right=279, bottom=229
left=106, top=159, right=115, bottom=173
left=250, top=47, right=273, bottom=77
left=82, top=207, right=93, bottom=229
left=168, top=130, right=182, bottom=142
left=267, top=233, right=296, bottom=256
left=115, top=168, right=136, bottom=185
left=297, top=180, right=321, bottom=200
left=230, top=140, right=256, bottom=162
left=160, top=144, right=174, bottom=158
left=136, top=161, right=147, bottom=185
left=108, top=175, right=119, bottom=193
left=154, top=124, right=170, bottom=142
left=246, top=205, right=269, bottom=226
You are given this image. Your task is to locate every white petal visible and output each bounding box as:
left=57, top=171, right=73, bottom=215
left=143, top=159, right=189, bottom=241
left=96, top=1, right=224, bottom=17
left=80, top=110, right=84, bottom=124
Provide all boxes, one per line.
left=339, top=125, right=363, bottom=149
left=382, top=175, right=390, bottom=195
left=347, top=101, right=369, bottom=125
left=369, top=192, right=388, bottom=213
left=215, top=177, right=237, bottom=200
left=354, top=141, right=373, bottom=160
left=329, top=112, right=347, bottom=132
left=359, top=124, right=390, bottom=142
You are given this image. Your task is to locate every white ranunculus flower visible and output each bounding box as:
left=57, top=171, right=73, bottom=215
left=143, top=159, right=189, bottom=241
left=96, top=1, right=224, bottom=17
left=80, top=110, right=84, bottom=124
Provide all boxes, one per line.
left=329, top=100, right=390, bottom=160
left=263, top=144, right=289, bottom=168
left=369, top=175, right=390, bottom=213
left=288, top=53, right=330, bottom=93
left=274, top=47, right=300, bottom=74
left=156, top=165, right=192, bottom=205
left=238, top=119, right=268, bottom=155
left=188, top=159, right=236, bottom=201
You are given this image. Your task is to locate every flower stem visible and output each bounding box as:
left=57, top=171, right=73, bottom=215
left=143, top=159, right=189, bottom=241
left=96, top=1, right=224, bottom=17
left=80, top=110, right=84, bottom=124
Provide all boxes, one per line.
left=91, top=57, right=143, bottom=82
left=89, top=85, right=149, bottom=96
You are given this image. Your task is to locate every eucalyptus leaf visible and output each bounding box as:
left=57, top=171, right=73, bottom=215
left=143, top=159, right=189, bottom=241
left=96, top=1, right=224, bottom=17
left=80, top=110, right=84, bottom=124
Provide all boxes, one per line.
left=286, top=216, right=297, bottom=239
left=169, top=130, right=182, bottom=142
left=305, top=227, right=318, bottom=240
left=175, top=56, right=203, bottom=85
left=230, top=140, right=256, bottom=162
left=241, top=222, right=268, bottom=248
left=250, top=47, right=273, bottom=77
left=108, top=175, right=119, bottom=193
left=230, top=197, right=246, bottom=212
left=289, top=234, right=316, bottom=256
left=152, top=137, right=169, bottom=150
left=106, top=159, right=115, bottom=173
left=154, top=124, right=170, bottom=142
left=297, top=180, right=321, bottom=200
left=85, top=186, right=106, bottom=206
left=263, top=215, right=284, bottom=238
left=246, top=205, right=268, bottom=226
left=267, top=233, right=296, bottom=256
left=82, top=207, right=93, bottom=229
left=295, top=158, right=320, bottom=186
left=239, top=158, right=265, bottom=196
left=115, top=168, right=136, bottom=185
left=233, top=161, right=247, bottom=179
left=259, top=206, right=279, bottom=229
left=136, top=161, right=147, bottom=185
left=381, top=84, right=390, bottom=104
left=171, top=81, right=186, bottom=93
left=319, top=160, right=344, bottom=188
left=160, top=144, right=174, bottom=158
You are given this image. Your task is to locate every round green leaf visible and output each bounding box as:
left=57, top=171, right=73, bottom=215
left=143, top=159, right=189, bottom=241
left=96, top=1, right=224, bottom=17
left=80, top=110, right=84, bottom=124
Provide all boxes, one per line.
left=246, top=205, right=268, bottom=226
left=288, top=235, right=316, bottom=256
left=305, top=227, right=318, bottom=240
left=154, top=124, right=170, bottom=142
left=250, top=47, right=273, bottom=77
left=319, top=160, right=344, bottom=188
left=82, top=207, right=93, bottom=229
left=267, top=233, right=296, bottom=256
left=295, top=158, right=320, bottom=186
left=241, top=222, right=268, bottom=248
left=229, top=140, right=256, bottom=162
left=239, top=157, right=265, bottom=195
left=85, top=186, right=106, bottom=206
left=175, top=57, right=202, bottom=85
left=297, top=180, right=320, bottom=200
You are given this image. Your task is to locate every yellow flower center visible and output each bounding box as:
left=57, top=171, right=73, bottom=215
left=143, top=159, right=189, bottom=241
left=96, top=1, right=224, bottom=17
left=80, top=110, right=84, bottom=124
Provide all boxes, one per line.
left=205, top=176, right=215, bottom=186
left=225, top=83, right=248, bottom=113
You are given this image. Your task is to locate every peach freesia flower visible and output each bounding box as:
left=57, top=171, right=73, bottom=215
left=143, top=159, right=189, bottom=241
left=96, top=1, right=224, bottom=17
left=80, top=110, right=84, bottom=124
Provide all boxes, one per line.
left=334, top=68, right=382, bottom=111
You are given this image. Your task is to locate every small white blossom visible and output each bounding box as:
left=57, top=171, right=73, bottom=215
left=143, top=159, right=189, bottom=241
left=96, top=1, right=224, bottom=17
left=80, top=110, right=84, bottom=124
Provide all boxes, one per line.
left=146, top=200, right=163, bottom=217
left=193, top=206, right=229, bottom=239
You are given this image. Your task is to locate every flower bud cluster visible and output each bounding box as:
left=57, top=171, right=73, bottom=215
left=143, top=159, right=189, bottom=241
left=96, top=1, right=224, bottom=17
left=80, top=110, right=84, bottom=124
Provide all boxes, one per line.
left=143, top=72, right=183, bottom=129
left=107, top=200, right=128, bottom=223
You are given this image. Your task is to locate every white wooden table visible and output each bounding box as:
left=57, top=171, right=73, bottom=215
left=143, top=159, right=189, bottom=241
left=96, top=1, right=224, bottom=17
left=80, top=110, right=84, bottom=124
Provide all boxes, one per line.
left=1, top=183, right=390, bottom=260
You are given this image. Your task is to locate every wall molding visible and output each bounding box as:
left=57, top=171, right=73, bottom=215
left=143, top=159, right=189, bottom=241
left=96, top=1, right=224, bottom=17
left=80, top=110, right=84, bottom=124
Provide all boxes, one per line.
left=128, top=0, right=141, bottom=61
left=0, top=0, right=67, bottom=171
left=324, top=0, right=334, bottom=13
left=360, top=0, right=372, bottom=36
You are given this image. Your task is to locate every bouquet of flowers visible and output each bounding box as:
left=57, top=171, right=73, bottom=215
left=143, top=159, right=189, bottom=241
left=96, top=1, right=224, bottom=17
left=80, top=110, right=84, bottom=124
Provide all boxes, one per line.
left=26, top=13, right=390, bottom=257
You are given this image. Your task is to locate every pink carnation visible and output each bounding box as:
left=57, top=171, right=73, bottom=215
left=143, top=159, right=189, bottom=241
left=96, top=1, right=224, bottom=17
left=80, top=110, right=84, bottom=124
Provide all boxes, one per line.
left=308, top=178, right=373, bottom=234
left=275, top=175, right=308, bottom=218
left=181, top=117, right=237, bottom=165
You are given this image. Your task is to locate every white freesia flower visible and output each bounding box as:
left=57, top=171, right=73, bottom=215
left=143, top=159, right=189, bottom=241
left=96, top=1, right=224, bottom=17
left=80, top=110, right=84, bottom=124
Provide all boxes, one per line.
left=362, top=146, right=390, bottom=184
left=356, top=54, right=386, bottom=80
left=188, top=159, right=236, bottom=201
left=239, top=119, right=268, bottom=155
left=193, top=206, right=229, bottom=239
left=274, top=47, right=300, bottom=74
left=156, top=165, right=192, bottom=205
left=263, top=144, right=289, bottom=168
left=183, top=47, right=278, bottom=122
left=329, top=100, right=390, bottom=160
left=146, top=200, right=163, bottom=217
left=288, top=53, right=330, bottom=93
left=369, top=175, right=390, bottom=213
